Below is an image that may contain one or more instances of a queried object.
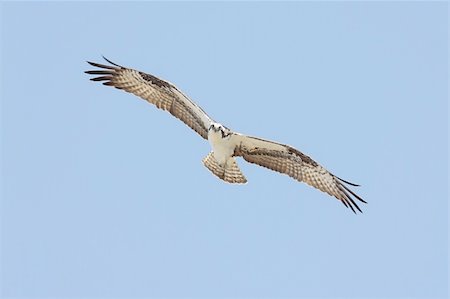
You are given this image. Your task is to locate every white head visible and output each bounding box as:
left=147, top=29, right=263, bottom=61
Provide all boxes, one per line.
left=208, top=122, right=231, bottom=138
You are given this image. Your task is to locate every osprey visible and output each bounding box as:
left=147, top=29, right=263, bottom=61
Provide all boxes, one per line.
left=86, top=57, right=366, bottom=213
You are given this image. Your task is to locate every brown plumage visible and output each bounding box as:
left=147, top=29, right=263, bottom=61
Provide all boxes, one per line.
left=203, top=152, right=247, bottom=184
left=85, top=57, right=213, bottom=139
left=86, top=57, right=366, bottom=213
left=232, top=134, right=366, bottom=213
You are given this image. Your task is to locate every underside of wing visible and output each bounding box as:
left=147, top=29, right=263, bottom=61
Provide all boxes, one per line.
left=233, top=134, right=367, bottom=213
left=85, top=57, right=213, bottom=139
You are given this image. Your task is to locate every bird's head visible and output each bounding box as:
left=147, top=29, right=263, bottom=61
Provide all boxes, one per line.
left=209, top=123, right=231, bottom=138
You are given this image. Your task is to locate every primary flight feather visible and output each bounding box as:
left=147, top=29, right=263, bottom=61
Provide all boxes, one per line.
left=85, top=57, right=366, bottom=213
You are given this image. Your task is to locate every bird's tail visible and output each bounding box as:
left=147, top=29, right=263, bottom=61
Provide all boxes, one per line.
left=202, top=152, right=247, bottom=184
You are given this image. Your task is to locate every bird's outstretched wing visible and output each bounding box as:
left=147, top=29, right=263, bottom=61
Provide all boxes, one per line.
left=85, top=57, right=214, bottom=139
left=233, top=134, right=366, bottom=213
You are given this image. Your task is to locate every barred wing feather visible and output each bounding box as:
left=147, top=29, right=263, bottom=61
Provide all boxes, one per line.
left=233, top=134, right=366, bottom=213
left=85, top=57, right=213, bottom=139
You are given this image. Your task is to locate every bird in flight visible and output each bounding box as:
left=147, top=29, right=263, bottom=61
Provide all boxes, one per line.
left=86, top=57, right=366, bottom=213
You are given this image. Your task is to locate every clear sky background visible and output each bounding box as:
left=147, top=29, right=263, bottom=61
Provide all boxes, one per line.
left=1, top=2, right=448, bottom=299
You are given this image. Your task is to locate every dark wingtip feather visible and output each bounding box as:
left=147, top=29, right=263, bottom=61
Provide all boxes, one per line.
left=341, top=184, right=367, bottom=204
left=102, top=56, right=122, bottom=67
left=85, top=59, right=121, bottom=84
left=341, top=199, right=349, bottom=208
left=86, top=61, right=116, bottom=70
left=90, top=76, right=111, bottom=82
left=85, top=70, right=113, bottom=75
left=336, top=175, right=360, bottom=187
left=339, top=187, right=363, bottom=213
left=345, top=198, right=357, bottom=214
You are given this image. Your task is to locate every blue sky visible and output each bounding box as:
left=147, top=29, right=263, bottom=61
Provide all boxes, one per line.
left=1, top=2, right=448, bottom=298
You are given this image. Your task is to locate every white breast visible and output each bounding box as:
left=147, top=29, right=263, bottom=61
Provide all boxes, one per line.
left=208, top=130, right=236, bottom=166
